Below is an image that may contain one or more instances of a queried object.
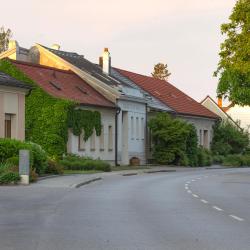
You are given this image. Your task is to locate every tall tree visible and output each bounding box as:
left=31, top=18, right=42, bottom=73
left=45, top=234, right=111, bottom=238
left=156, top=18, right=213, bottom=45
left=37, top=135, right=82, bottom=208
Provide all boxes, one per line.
left=0, top=26, right=12, bottom=53
left=151, top=63, right=171, bottom=81
left=214, top=0, right=250, bottom=106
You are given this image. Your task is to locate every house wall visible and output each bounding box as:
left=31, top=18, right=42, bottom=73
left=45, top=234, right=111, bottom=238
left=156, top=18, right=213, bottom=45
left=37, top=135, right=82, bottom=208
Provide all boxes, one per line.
left=67, top=106, right=116, bottom=164
left=117, top=100, right=146, bottom=165
left=179, top=115, right=216, bottom=149
left=0, top=85, right=26, bottom=140
left=227, top=105, right=250, bottom=132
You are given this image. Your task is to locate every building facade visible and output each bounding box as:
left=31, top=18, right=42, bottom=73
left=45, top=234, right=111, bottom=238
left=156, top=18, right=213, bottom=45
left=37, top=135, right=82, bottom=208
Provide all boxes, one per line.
left=0, top=71, right=31, bottom=140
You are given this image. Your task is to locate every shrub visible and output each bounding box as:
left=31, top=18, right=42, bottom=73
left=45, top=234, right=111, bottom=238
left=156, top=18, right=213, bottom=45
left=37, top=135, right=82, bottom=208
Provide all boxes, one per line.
left=197, top=147, right=212, bottom=166
left=59, top=155, right=111, bottom=172
left=0, top=138, right=48, bottom=175
left=213, top=155, right=225, bottom=164
left=211, top=121, right=249, bottom=155
left=45, top=159, right=64, bottom=175
left=148, top=113, right=198, bottom=166
left=6, top=156, right=19, bottom=166
left=0, top=172, right=20, bottom=184
left=222, top=154, right=243, bottom=167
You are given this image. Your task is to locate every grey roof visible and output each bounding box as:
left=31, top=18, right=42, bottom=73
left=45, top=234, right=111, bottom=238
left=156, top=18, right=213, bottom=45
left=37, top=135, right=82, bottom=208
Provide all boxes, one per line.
left=111, top=68, right=174, bottom=112
left=0, top=71, right=32, bottom=90
left=41, top=45, right=132, bottom=88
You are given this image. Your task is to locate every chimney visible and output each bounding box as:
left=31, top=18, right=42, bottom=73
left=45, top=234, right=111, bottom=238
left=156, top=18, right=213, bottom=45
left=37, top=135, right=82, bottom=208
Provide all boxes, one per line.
left=218, top=97, right=222, bottom=108
left=51, top=44, right=60, bottom=50
left=101, top=48, right=111, bottom=75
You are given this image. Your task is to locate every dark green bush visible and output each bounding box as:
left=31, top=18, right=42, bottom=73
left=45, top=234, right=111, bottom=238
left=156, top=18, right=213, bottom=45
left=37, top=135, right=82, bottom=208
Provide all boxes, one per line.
left=59, top=155, right=111, bottom=172
left=6, top=156, right=19, bottom=166
left=212, top=155, right=225, bottom=164
left=222, top=154, right=243, bottom=167
left=0, top=172, right=20, bottom=184
left=0, top=138, right=48, bottom=175
left=148, top=113, right=198, bottom=166
left=197, top=147, right=212, bottom=166
left=211, top=121, right=249, bottom=155
left=45, top=159, right=64, bottom=175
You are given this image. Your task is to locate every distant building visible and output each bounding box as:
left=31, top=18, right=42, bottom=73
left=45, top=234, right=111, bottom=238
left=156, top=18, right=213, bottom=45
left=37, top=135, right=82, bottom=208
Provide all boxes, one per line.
left=201, top=95, right=249, bottom=132
left=0, top=71, right=31, bottom=140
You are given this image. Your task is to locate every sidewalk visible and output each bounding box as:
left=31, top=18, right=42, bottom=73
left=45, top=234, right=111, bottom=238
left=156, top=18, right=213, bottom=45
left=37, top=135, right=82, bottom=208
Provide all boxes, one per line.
left=33, top=166, right=211, bottom=188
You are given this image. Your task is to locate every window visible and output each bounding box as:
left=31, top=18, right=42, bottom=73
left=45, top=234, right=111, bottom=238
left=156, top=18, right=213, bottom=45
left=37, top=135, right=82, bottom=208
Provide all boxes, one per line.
left=141, top=118, right=145, bottom=140
left=78, top=130, right=85, bottom=151
left=99, top=125, right=105, bottom=151
left=90, top=130, right=96, bottom=151
left=199, top=129, right=202, bottom=146
left=131, top=117, right=134, bottom=139
left=203, top=130, right=209, bottom=149
left=136, top=117, right=139, bottom=140
left=4, top=114, right=11, bottom=138
left=108, top=125, right=113, bottom=151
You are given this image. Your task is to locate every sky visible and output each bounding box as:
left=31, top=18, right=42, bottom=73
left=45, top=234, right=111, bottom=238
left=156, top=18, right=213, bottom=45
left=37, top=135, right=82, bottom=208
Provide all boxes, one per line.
left=1, top=0, right=236, bottom=101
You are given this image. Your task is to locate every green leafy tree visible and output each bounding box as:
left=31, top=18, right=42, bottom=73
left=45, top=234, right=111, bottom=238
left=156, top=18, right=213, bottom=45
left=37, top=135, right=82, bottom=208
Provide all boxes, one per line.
left=211, top=120, right=249, bottom=156
left=148, top=113, right=198, bottom=166
left=151, top=63, right=171, bottom=81
left=214, top=0, right=250, bottom=105
left=0, top=26, right=12, bottom=53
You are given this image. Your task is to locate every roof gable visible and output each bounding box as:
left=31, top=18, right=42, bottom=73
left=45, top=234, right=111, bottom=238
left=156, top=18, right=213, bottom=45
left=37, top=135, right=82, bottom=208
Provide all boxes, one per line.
left=116, top=68, right=218, bottom=119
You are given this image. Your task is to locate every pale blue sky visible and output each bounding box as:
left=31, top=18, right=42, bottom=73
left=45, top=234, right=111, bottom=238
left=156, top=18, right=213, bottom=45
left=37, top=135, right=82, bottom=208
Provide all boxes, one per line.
left=2, top=0, right=236, bottom=101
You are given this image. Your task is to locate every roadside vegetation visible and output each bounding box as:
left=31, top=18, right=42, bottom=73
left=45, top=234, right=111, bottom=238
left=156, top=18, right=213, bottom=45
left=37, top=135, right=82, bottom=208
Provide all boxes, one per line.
left=0, top=139, right=111, bottom=184
left=149, top=113, right=250, bottom=167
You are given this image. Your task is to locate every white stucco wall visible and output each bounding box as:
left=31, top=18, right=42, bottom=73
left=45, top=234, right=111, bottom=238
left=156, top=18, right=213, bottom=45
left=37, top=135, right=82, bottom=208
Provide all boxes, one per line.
left=67, top=106, right=116, bottom=164
left=0, top=85, right=26, bottom=140
left=179, top=115, right=216, bottom=149
left=226, top=105, right=250, bottom=132
left=117, top=100, right=146, bottom=165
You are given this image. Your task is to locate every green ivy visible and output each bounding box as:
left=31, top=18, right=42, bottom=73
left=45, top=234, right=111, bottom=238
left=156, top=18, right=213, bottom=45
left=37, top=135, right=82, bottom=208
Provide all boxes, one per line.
left=0, top=59, right=101, bottom=157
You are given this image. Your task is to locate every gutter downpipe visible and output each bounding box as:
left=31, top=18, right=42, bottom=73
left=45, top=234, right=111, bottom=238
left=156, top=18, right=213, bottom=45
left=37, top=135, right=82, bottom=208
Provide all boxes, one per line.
left=115, top=106, right=121, bottom=166
left=145, top=103, right=148, bottom=164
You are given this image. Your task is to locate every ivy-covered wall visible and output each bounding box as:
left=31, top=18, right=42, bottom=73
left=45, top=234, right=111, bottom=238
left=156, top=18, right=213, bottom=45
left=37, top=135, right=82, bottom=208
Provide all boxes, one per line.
left=0, top=59, right=101, bottom=157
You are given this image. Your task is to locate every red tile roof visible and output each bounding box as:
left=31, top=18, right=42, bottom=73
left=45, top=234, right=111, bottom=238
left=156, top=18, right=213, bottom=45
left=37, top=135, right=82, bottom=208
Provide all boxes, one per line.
left=116, top=68, right=218, bottom=119
left=12, top=60, right=115, bottom=108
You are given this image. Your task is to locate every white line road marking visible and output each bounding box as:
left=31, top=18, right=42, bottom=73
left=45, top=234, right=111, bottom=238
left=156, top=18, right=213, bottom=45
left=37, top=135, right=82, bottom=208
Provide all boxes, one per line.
left=201, top=199, right=208, bottom=204
left=192, top=194, right=199, bottom=198
left=191, top=180, right=196, bottom=182
left=229, top=215, right=244, bottom=221
left=187, top=190, right=192, bottom=193
left=196, top=178, right=201, bottom=180
left=213, top=206, right=224, bottom=211
left=186, top=181, right=190, bottom=184
left=185, top=187, right=188, bottom=190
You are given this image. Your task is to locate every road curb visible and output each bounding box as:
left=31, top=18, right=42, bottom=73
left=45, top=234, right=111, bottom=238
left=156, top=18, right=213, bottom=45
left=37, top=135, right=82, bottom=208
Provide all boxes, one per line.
left=72, top=177, right=102, bottom=188
left=122, top=173, right=138, bottom=176
left=145, top=170, right=177, bottom=174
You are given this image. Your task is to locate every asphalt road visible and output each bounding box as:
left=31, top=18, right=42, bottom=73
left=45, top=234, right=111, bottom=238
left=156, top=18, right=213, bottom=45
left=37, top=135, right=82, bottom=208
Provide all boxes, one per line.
left=0, top=168, right=250, bottom=250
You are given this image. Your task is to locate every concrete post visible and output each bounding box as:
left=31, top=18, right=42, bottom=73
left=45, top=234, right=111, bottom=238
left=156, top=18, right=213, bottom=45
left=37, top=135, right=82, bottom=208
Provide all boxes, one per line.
left=19, top=150, right=30, bottom=185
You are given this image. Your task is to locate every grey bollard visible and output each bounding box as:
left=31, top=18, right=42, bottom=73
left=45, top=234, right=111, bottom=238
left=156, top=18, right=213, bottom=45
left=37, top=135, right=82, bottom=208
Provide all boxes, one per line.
left=19, top=150, right=30, bottom=185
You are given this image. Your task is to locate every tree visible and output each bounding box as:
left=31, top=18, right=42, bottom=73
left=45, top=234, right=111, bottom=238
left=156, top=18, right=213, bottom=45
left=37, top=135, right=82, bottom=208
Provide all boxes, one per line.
left=211, top=120, right=249, bottom=156
left=151, top=63, right=171, bottom=80
left=214, top=0, right=250, bottom=105
left=148, top=113, right=198, bottom=166
left=0, top=26, right=12, bottom=53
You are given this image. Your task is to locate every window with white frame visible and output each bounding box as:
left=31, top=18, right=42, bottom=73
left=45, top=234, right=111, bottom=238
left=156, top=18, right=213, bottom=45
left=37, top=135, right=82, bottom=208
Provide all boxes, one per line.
left=90, top=130, right=96, bottom=151
left=131, top=116, right=134, bottom=139
left=136, top=117, right=139, bottom=140
left=108, top=125, right=113, bottom=151
left=141, top=117, right=144, bottom=140
left=78, top=130, right=85, bottom=151
left=99, top=125, right=105, bottom=151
